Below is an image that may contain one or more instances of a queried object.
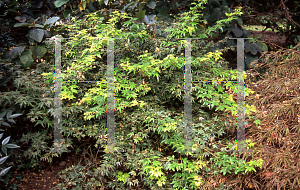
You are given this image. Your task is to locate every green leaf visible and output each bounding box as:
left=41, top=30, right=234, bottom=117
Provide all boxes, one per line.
left=257, top=41, right=268, bottom=51
left=237, top=18, right=243, bottom=26
left=44, top=16, right=60, bottom=27
left=210, top=9, right=221, bottom=22
left=31, top=45, right=47, bottom=58
left=34, top=24, right=44, bottom=28
left=15, top=16, right=26, bottom=22
left=9, top=46, right=25, bottom=59
left=155, top=6, right=168, bottom=13
left=0, top=111, right=7, bottom=118
left=232, top=28, right=243, bottom=37
left=2, top=136, right=10, bottom=145
left=136, top=10, right=146, bottom=21
left=79, top=0, right=86, bottom=11
left=20, top=49, right=34, bottom=69
left=147, top=1, right=156, bottom=9
left=0, top=156, right=9, bottom=165
left=14, top=23, right=32, bottom=27
left=6, top=111, right=12, bottom=118
left=29, top=28, right=44, bottom=42
left=245, top=167, right=256, bottom=173
left=252, top=43, right=262, bottom=54
left=7, top=119, right=15, bottom=123
left=245, top=53, right=257, bottom=67
left=250, top=45, right=257, bottom=55
left=244, top=42, right=251, bottom=53
left=54, top=0, right=69, bottom=8
left=63, top=9, right=72, bottom=19
left=5, top=143, right=20, bottom=149
left=0, top=166, right=12, bottom=177
left=8, top=113, right=22, bottom=119
left=0, top=121, right=11, bottom=127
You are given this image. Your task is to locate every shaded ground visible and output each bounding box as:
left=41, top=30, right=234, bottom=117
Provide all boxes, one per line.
left=9, top=152, right=83, bottom=190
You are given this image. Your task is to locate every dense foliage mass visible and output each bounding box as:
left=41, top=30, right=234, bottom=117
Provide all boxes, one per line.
left=2, top=0, right=299, bottom=189
left=1, top=1, right=264, bottom=189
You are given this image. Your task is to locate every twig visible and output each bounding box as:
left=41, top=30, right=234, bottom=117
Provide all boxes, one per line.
left=280, top=0, right=300, bottom=27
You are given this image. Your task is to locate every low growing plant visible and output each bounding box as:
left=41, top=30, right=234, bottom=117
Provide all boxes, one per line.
left=0, top=110, right=21, bottom=185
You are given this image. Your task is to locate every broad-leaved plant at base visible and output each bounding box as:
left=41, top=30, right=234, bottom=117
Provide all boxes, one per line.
left=0, top=110, right=21, bottom=185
